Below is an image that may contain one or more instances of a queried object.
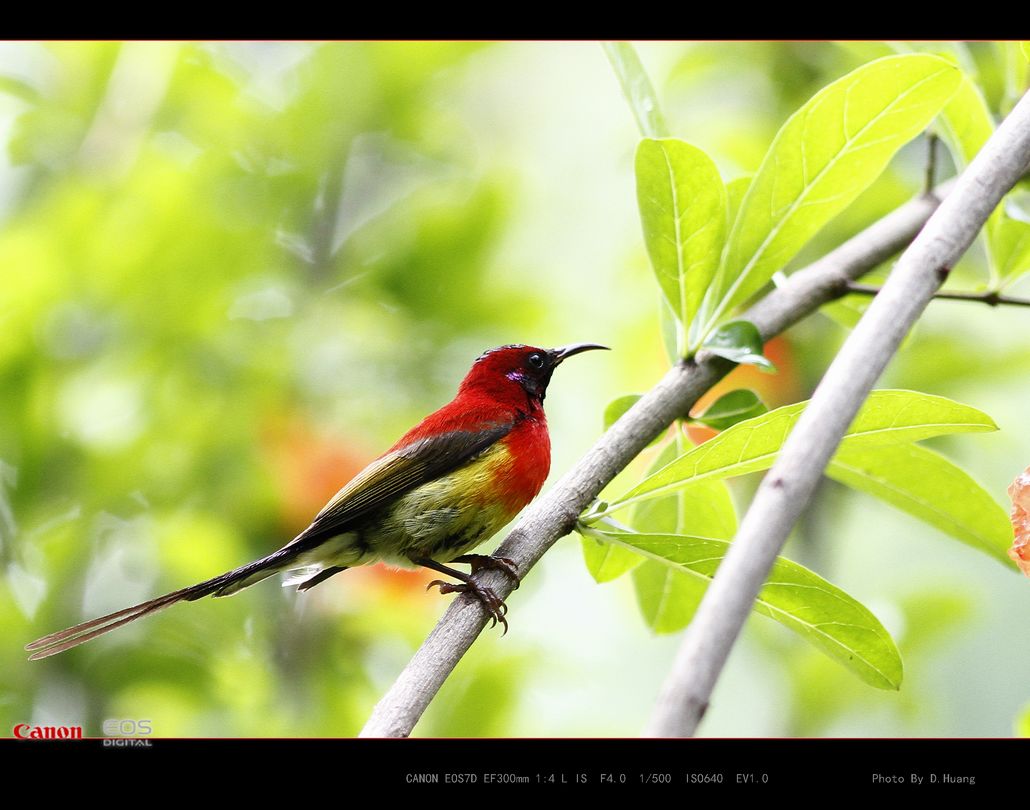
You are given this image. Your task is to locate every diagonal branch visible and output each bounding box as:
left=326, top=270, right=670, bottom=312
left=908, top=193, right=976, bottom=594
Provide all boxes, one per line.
left=359, top=181, right=947, bottom=737
left=645, top=89, right=1030, bottom=738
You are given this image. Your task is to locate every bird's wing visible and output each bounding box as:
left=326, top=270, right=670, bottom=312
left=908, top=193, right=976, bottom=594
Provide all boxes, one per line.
left=289, top=418, right=515, bottom=548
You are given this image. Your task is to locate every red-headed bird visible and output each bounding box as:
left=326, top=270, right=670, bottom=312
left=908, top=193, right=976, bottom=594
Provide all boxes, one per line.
left=26, top=343, right=607, bottom=659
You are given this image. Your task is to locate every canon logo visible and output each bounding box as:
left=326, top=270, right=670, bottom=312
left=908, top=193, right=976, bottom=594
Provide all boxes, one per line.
left=12, top=723, right=83, bottom=740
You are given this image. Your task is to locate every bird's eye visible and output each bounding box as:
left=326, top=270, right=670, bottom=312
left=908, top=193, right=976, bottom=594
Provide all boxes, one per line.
left=527, top=353, right=545, bottom=369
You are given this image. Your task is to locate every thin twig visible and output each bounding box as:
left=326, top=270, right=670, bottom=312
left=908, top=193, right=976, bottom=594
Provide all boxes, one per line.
left=645, top=89, right=1030, bottom=738
left=924, top=130, right=939, bottom=198
left=844, top=281, right=1030, bottom=307
left=359, top=184, right=946, bottom=738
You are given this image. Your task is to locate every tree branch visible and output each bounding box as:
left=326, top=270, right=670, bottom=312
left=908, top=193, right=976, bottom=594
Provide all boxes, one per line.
left=359, top=179, right=949, bottom=736
left=924, top=130, right=939, bottom=197
left=645, top=89, right=1030, bottom=738
left=843, top=282, right=1030, bottom=308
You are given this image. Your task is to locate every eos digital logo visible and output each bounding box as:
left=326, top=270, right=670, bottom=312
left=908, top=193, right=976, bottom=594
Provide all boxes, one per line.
left=102, top=719, right=154, bottom=748
left=103, top=719, right=153, bottom=737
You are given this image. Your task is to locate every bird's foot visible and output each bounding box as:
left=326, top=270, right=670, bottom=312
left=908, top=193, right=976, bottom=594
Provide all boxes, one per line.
left=450, top=554, right=520, bottom=589
left=426, top=578, right=510, bottom=634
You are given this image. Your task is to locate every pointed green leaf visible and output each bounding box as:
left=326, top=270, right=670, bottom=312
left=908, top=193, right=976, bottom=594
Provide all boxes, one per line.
left=605, top=390, right=996, bottom=514
left=636, top=138, right=728, bottom=355
left=603, top=42, right=669, bottom=139
left=726, top=176, right=752, bottom=228
left=827, top=443, right=1015, bottom=567
left=700, top=54, right=960, bottom=334
left=693, top=389, right=769, bottom=430
left=1022, top=42, right=1030, bottom=63
left=581, top=532, right=646, bottom=583
left=590, top=528, right=903, bottom=690
left=702, top=320, right=775, bottom=371
left=936, top=69, right=993, bottom=168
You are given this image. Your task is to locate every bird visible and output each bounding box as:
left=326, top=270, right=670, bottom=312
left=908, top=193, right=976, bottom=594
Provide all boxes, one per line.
left=26, top=342, right=608, bottom=660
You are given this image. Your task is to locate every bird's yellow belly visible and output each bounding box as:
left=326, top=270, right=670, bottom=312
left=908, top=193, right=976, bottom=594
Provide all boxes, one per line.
left=347, top=441, right=521, bottom=567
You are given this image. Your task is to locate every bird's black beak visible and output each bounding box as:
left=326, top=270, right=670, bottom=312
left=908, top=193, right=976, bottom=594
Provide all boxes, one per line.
left=550, top=343, right=610, bottom=365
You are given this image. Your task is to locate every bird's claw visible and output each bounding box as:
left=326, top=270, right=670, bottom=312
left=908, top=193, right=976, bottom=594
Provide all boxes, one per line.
left=426, top=578, right=509, bottom=634
left=451, top=554, right=521, bottom=590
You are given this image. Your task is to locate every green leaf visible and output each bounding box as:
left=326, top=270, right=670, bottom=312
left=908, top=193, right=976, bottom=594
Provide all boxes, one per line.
left=583, top=439, right=737, bottom=584
left=936, top=70, right=993, bottom=168
left=699, top=54, right=960, bottom=335
left=589, top=528, right=903, bottom=690
left=605, top=390, right=997, bottom=514
left=631, top=451, right=738, bottom=632
left=603, top=42, right=669, bottom=139
left=827, top=443, right=1015, bottom=567
left=726, top=176, right=752, bottom=228
left=934, top=69, right=1017, bottom=286
left=702, top=319, right=775, bottom=371
left=693, top=389, right=768, bottom=430
left=1022, top=42, right=1030, bottom=63
left=584, top=439, right=738, bottom=589
left=1003, top=43, right=1030, bottom=117
left=632, top=441, right=738, bottom=535
left=658, top=294, right=679, bottom=364
left=633, top=561, right=706, bottom=633
left=581, top=533, right=646, bottom=583
left=994, top=215, right=1030, bottom=286
left=634, top=472, right=738, bottom=536
left=936, top=67, right=1030, bottom=286
left=636, top=138, right=728, bottom=355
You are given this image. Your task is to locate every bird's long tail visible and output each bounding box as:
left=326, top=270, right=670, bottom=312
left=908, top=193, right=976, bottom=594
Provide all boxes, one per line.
left=25, top=545, right=303, bottom=661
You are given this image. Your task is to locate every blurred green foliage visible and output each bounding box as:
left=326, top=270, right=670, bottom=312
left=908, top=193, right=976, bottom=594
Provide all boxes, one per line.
left=2, top=42, right=1029, bottom=738
left=0, top=41, right=538, bottom=738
